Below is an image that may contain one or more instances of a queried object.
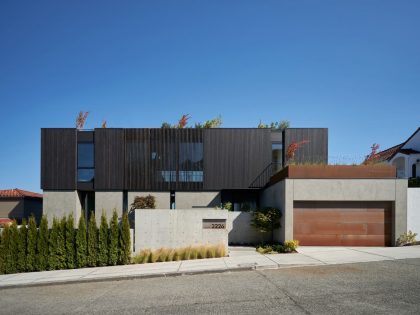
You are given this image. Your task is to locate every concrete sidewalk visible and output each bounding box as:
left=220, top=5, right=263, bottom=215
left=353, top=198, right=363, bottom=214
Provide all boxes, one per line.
left=1, top=245, right=419, bottom=289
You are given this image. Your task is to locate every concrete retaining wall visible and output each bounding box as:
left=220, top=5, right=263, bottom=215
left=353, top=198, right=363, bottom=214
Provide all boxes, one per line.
left=227, top=212, right=271, bottom=244
left=408, top=188, right=420, bottom=234
left=43, top=190, right=82, bottom=224
left=134, top=209, right=228, bottom=252
left=175, top=192, right=221, bottom=209
left=95, top=191, right=123, bottom=225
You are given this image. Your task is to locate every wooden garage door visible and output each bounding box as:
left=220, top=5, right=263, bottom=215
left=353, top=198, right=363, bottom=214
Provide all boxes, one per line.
left=294, top=201, right=392, bottom=246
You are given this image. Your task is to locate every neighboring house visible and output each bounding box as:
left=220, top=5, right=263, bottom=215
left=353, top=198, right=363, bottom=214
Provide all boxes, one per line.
left=0, top=189, right=43, bottom=223
left=375, top=128, right=420, bottom=178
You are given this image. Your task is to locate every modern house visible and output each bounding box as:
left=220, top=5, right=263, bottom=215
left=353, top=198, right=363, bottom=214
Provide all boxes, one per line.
left=375, top=127, right=420, bottom=179
left=0, top=188, right=43, bottom=223
left=41, top=127, right=407, bottom=246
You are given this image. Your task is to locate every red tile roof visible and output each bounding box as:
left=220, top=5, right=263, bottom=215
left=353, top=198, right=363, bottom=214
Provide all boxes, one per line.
left=374, top=143, right=404, bottom=161
left=0, top=189, right=43, bottom=199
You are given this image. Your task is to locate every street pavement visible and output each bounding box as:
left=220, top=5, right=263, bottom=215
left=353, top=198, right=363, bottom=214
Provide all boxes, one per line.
left=1, top=258, right=419, bottom=314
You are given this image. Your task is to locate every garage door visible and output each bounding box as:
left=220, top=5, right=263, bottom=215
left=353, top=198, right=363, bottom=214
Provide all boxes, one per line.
left=294, top=201, right=392, bottom=246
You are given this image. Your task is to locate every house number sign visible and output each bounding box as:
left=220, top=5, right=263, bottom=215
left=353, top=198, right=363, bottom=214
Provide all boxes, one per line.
left=203, top=219, right=226, bottom=229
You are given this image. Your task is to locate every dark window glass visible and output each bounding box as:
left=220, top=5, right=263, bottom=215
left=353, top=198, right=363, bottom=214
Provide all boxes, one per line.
left=272, top=143, right=283, bottom=173
left=78, top=143, right=94, bottom=168
left=78, top=169, right=95, bottom=182
left=179, top=142, right=203, bottom=182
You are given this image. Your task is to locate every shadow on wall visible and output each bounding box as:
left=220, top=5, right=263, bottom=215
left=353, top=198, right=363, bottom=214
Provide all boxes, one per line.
left=228, top=212, right=272, bottom=245
left=189, top=193, right=221, bottom=208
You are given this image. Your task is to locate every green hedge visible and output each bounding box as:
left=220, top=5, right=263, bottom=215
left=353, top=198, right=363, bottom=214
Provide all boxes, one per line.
left=0, top=210, right=131, bottom=274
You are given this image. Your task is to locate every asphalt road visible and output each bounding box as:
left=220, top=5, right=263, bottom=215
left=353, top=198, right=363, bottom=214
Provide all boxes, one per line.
left=1, top=259, right=420, bottom=315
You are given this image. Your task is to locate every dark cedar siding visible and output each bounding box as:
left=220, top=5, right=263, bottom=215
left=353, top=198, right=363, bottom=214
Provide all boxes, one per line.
left=95, top=129, right=125, bottom=190
left=124, top=129, right=203, bottom=191
left=283, top=128, right=328, bottom=165
left=41, top=128, right=77, bottom=190
left=203, top=129, right=272, bottom=190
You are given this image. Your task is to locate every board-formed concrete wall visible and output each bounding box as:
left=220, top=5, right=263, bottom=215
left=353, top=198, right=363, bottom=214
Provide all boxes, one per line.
left=95, top=191, right=123, bottom=224
left=407, top=188, right=420, bottom=234
left=128, top=192, right=170, bottom=210
left=135, top=209, right=228, bottom=252
left=175, top=192, right=221, bottom=209
left=227, top=212, right=271, bottom=244
left=43, top=190, right=82, bottom=224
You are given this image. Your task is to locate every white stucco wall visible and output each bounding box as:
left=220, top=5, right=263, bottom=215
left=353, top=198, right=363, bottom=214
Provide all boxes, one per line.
left=135, top=209, right=228, bottom=252
left=407, top=188, right=420, bottom=234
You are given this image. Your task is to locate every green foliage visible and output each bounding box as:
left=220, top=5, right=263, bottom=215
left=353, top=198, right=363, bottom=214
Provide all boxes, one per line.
left=258, top=120, right=290, bottom=130
left=0, top=228, right=3, bottom=274
left=97, top=212, right=109, bottom=267
left=36, top=216, right=49, bottom=271
left=65, top=213, right=76, bottom=269
left=222, top=201, right=233, bottom=211
left=9, top=222, right=19, bottom=274
left=17, top=219, right=28, bottom=272
left=256, top=240, right=299, bottom=254
left=76, top=214, right=87, bottom=268
left=161, top=122, right=172, bottom=128
left=397, top=230, right=418, bottom=246
left=48, top=217, right=60, bottom=270
left=283, top=240, right=299, bottom=253
left=1, top=225, right=11, bottom=273
left=57, top=216, right=67, bottom=269
left=119, top=212, right=131, bottom=265
left=408, top=177, right=420, bottom=188
left=131, top=195, right=156, bottom=209
left=108, top=210, right=119, bottom=266
left=195, top=115, right=223, bottom=128
left=251, top=207, right=282, bottom=242
left=26, top=216, right=37, bottom=272
left=87, top=212, right=98, bottom=267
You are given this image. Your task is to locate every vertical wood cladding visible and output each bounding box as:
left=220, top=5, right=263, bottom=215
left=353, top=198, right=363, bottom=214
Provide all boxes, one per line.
left=203, top=129, right=272, bottom=190
left=94, top=129, right=125, bottom=190
left=124, top=129, right=203, bottom=191
left=283, top=128, right=328, bottom=165
left=41, top=129, right=77, bottom=190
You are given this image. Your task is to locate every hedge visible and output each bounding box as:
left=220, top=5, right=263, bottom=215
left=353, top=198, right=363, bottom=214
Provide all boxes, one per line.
left=0, top=210, right=131, bottom=274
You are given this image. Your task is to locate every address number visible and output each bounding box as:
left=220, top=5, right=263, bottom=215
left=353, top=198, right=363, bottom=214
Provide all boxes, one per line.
left=203, top=219, right=226, bottom=229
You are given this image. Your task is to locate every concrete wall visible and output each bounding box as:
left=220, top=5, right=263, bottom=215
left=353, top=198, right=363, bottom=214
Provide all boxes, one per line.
left=95, top=191, right=123, bottom=224
left=407, top=188, right=420, bottom=234
left=43, top=190, right=82, bottom=224
left=128, top=192, right=170, bottom=210
left=260, top=179, right=408, bottom=246
left=175, top=192, right=221, bottom=209
left=227, top=211, right=271, bottom=244
left=0, top=199, right=24, bottom=220
left=135, top=209, right=228, bottom=252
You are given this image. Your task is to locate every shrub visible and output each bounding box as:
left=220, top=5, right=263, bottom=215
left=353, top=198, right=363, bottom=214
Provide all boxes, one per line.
left=17, top=219, right=28, bottom=272
left=131, top=195, right=156, bottom=209
left=76, top=214, right=87, bottom=268
left=397, top=231, right=418, bottom=246
left=251, top=207, right=282, bottom=242
left=222, top=202, right=233, bottom=211
left=1, top=225, right=11, bottom=273
left=0, top=228, right=3, bottom=274
left=408, top=177, right=420, bottom=188
left=108, top=210, right=119, bottom=266
left=97, top=212, right=109, bottom=267
left=65, top=213, right=76, bottom=269
left=26, top=216, right=37, bottom=272
left=283, top=240, right=299, bottom=253
left=48, top=217, right=60, bottom=270
left=57, top=216, right=67, bottom=269
left=119, top=212, right=131, bottom=265
left=87, top=212, right=98, bottom=267
left=36, top=216, right=49, bottom=271
left=215, top=243, right=226, bottom=257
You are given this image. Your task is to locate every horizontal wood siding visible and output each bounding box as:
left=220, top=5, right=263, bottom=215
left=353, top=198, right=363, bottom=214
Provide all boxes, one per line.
left=203, top=129, right=271, bottom=190
left=95, top=129, right=125, bottom=190
left=284, top=128, right=328, bottom=164
left=41, top=128, right=77, bottom=190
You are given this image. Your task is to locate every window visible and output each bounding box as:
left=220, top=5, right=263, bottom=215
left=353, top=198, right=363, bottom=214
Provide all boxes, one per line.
left=78, top=143, right=94, bottom=182
left=272, top=143, right=283, bottom=173
left=179, top=142, right=203, bottom=182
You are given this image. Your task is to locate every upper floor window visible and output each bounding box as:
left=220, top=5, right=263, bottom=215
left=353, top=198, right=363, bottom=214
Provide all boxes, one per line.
left=78, top=143, right=94, bottom=182
left=272, top=142, right=283, bottom=173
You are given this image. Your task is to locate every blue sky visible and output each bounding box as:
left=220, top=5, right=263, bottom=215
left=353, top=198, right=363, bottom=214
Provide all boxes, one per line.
left=1, top=0, right=419, bottom=192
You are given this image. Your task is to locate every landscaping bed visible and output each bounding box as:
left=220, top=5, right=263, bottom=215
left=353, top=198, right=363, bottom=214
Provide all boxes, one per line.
left=256, top=240, right=299, bottom=254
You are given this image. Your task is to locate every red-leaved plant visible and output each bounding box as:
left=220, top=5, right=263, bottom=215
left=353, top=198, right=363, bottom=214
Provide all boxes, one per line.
left=76, top=111, right=89, bottom=129
left=286, top=140, right=309, bottom=161
left=364, top=143, right=380, bottom=164
left=178, top=114, right=190, bottom=128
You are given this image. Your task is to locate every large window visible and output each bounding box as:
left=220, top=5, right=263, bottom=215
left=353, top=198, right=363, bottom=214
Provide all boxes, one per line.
left=179, top=142, right=203, bottom=182
left=272, top=142, right=283, bottom=173
left=78, top=143, right=94, bottom=182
